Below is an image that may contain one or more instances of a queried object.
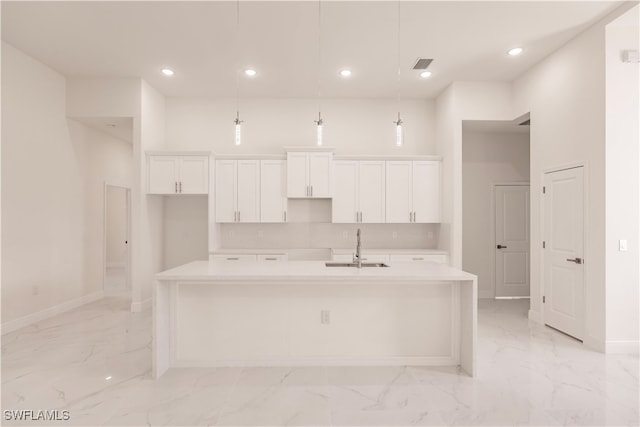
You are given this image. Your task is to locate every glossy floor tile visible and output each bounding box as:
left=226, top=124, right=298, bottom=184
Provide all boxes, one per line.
left=2, top=297, right=638, bottom=426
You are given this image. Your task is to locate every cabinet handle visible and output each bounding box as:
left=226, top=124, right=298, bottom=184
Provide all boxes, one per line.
left=412, top=257, right=424, bottom=261
left=409, top=212, right=412, bottom=222
left=311, top=186, right=313, bottom=197
left=265, top=257, right=277, bottom=261
left=179, top=182, right=182, bottom=193
left=227, top=257, right=239, bottom=261
left=234, top=211, right=237, bottom=222
left=284, top=211, right=287, bottom=222
left=238, top=211, right=241, bottom=222
left=175, top=182, right=178, bottom=193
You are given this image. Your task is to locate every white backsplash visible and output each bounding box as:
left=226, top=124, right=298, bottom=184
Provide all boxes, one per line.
left=218, top=222, right=440, bottom=250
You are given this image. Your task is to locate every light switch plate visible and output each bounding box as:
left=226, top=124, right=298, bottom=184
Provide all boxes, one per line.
left=619, top=239, right=628, bottom=252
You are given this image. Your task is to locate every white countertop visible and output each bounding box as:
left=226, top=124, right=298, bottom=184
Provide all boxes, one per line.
left=156, top=260, right=475, bottom=282
left=331, top=248, right=449, bottom=256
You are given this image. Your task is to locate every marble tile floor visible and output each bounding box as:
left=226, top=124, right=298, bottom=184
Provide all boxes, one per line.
left=2, top=297, right=638, bottom=426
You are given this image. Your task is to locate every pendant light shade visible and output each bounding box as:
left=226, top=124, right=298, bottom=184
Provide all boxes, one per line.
left=315, top=113, right=324, bottom=146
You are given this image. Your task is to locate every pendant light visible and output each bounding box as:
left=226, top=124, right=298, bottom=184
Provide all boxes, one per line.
left=393, top=0, right=404, bottom=147
left=313, top=0, right=323, bottom=146
left=233, top=0, right=243, bottom=146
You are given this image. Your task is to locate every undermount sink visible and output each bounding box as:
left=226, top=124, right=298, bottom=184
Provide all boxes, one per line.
left=325, top=262, right=389, bottom=268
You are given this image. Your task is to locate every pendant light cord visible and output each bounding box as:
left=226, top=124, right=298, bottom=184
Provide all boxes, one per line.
left=235, top=0, right=240, bottom=120
left=317, top=0, right=322, bottom=115
left=396, top=0, right=401, bottom=118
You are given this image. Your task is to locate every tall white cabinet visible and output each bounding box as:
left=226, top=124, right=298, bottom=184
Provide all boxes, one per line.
left=287, top=151, right=332, bottom=198
left=215, top=159, right=260, bottom=223
left=386, top=160, right=440, bottom=223
left=332, top=160, right=386, bottom=223
left=260, top=160, right=287, bottom=223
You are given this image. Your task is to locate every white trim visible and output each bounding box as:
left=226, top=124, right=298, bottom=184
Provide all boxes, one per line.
left=528, top=309, right=542, bottom=324
left=606, top=340, right=640, bottom=355
left=1, top=291, right=104, bottom=335
left=131, top=297, right=152, bottom=313
left=174, top=356, right=457, bottom=368
left=334, top=154, right=443, bottom=161
left=146, top=150, right=211, bottom=156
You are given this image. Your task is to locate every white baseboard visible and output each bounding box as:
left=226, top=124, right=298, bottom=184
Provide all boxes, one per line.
left=584, top=335, right=606, bottom=353
left=528, top=309, right=542, bottom=324
left=174, top=355, right=457, bottom=368
left=478, top=290, right=494, bottom=299
left=606, top=340, right=640, bottom=354
left=106, top=262, right=126, bottom=269
left=131, top=297, right=152, bottom=313
left=1, top=290, right=104, bottom=335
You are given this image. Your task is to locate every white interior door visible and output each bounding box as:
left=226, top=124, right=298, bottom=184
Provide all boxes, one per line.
left=495, top=185, right=530, bottom=297
left=544, top=167, right=585, bottom=340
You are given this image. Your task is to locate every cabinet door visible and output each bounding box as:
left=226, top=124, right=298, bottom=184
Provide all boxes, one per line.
left=389, top=254, right=447, bottom=264
left=237, top=160, right=260, bottom=223
left=332, top=161, right=358, bottom=223
left=287, top=152, right=308, bottom=197
left=260, top=160, right=287, bottom=223
left=359, top=161, right=385, bottom=223
left=308, top=152, right=332, bottom=197
left=412, top=161, right=440, bottom=223
left=215, top=160, right=237, bottom=223
left=148, top=156, right=179, bottom=194
left=179, top=156, right=209, bottom=194
left=385, top=161, right=412, bottom=223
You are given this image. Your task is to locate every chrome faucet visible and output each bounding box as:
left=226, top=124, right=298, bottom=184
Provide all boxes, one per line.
left=353, top=228, right=362, bottom=268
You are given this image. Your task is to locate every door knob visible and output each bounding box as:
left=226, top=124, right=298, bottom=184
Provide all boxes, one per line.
left=497, top=244, right=507, bottom=249
left=566, top=257, right=583, bottom=264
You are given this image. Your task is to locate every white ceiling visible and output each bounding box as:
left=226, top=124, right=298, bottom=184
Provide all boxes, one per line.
left=2, top=1, right=623, bottom=99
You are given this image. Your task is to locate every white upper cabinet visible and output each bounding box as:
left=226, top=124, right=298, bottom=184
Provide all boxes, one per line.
left=386, top=160, right=440, bottom=223
left=215, top=159, right=260, bottom=223
left=333, top=160, right=385, bottom=223
left=260, top=160, right=287, bottom=223
left=287, top=151, right=332, bottom=198
left=148, top=155, right=209, bottom=194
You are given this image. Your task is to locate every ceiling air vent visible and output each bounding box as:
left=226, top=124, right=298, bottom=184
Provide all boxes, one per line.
left=412, top=58, right=434, bottom=70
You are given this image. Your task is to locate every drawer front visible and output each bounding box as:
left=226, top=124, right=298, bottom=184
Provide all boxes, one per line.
left=332, top=254, right=389, bottom=262
left=211, top=254, right=257, bottom=262
left=389, top=254, right=447, bottom=264
left=257, top=254, right=288, bottom=262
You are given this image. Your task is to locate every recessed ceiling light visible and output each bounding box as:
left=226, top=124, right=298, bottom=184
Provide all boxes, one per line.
left=161, top=68, right=174, bottom=76
left=244, top=69, right=257, bottom=77
left=419, top=71, right=432, bottom=79
left=339, top=69, right=352, bottom=77
left=508, top=47, right=523, bottom=56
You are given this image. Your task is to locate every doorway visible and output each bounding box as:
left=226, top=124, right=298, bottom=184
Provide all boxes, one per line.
left=104, top=184, right=131, bottom=296
left=494, top=184, right=530, bottom=297
left=543, top=166, right=585, bottom=341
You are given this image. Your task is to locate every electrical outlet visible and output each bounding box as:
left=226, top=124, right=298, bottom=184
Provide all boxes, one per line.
left=619, top=239, right=628, bottom=252
left=321, top=310, right=331, bottom=324
left=392, top=232, right=398, bottom=239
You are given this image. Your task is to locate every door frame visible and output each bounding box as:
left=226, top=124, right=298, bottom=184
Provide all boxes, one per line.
left=491, top=182, right=530, bottom=299
left=103, top=182, right=132, bottom=293
left=540, top=162, right=589, bottom=333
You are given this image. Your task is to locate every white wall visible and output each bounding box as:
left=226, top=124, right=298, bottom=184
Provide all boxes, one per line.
left=106, top=186, right=128, bottom=267
left=1, top=43, right=84, bottom=323
left=163, top=196, right=208, bottom=269
left=165, top=98, right=436, bottom=154
left=512, top=3, right=637, bottom=351
left=604, top=6, right=639, bottom=352
left=462, top=130, right=530, bottom=298
left=435, top=82, right=514, bottom=268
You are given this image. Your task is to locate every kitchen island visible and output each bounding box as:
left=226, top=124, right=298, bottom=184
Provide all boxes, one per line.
left=153, top=260, right=477, bottom=378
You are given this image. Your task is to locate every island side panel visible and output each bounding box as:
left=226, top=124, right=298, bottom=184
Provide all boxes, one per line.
left=153, top=279, right=171, bottom=379
left=170, top=281, right=457, bottom=366
left=459, top=278, right=478, bottom=377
